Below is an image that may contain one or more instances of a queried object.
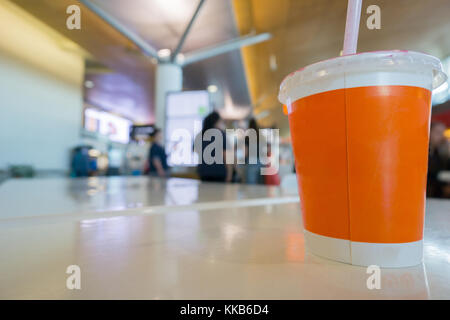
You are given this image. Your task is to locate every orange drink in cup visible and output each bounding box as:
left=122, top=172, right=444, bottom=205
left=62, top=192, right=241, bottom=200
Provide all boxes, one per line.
left=278, top=51, right=447, bottom=267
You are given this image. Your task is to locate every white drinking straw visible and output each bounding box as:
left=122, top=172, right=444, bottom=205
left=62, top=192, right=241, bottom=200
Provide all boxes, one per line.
left=342, top=0, right=363, bottom=55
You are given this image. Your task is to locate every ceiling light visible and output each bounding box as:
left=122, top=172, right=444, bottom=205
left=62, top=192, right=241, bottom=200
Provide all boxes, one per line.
left=269, top=54, right=277, bottom=71
left=154, top=0, right=191, bottom=22
left=207, top=85, right=218, bottom=93
left=84, top=80, right=94, bottom=89
left=157, top=48, right=171, bottom=60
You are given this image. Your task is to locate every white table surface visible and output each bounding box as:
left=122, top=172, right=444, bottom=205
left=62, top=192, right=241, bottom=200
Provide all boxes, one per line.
left=0, top=177, right=449, bottom=299
left=0, top=176, right=297, bottom=221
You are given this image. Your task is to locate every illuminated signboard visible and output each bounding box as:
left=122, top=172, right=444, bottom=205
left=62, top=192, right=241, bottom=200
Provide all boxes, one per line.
left=165, top=91, right=210, bottom=167
left=84, top=108, right=132, bottom=144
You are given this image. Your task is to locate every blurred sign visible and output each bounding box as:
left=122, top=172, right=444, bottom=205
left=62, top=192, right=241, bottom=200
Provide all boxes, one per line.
left=165, top=90, right=210, bottom=167
left=130, top=124, right=155, bottom=141
left=84, top=108, right=132, bottom=144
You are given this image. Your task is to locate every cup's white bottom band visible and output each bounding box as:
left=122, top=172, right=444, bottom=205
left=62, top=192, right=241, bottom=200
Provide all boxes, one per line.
left=304, top=230, right=423, bottom=268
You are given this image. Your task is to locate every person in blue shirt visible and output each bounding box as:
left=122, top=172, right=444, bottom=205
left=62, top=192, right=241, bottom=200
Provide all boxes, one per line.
left=148, top=128, right=169, bottom=178
left=71, top=146, right=90, bottom=177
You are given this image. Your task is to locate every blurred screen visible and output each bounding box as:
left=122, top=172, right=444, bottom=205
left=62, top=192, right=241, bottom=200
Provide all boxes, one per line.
left=166, top=91, right=210, bottom=167
left=84, top=108, right=132, bottom=144
left=130, top=124, right=155, bottom=142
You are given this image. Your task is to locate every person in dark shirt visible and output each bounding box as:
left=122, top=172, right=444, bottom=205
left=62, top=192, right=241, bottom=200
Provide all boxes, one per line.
left=148, top=128, right=169, bottom=178
left=427, top=122, right=449, bottom=198
left=195, top=111, right=232, bottom=182
left=243, top=117, right=263, bottom=184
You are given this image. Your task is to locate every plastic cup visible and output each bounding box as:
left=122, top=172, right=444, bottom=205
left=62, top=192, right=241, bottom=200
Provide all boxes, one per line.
left=279, top=51, right=447, bottom=267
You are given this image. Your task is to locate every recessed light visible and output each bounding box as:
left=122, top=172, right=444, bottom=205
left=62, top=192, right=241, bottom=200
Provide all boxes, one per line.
left=207, top=85, right=218, bottom=93
left=158, top=48, right=171, bottom=59
left=84, top=80, right=94, bottom=88
left=269, top=54, right=277, bottom=71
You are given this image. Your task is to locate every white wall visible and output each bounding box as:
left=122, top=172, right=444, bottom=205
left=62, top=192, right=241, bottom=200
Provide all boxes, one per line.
left=0, top=1, right=85, bottom=172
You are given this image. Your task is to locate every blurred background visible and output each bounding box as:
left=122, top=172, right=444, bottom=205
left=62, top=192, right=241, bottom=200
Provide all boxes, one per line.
left=0, top=0, right=449, bottom=196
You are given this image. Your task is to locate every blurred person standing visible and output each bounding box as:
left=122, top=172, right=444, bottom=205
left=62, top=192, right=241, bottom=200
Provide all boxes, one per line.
left=125, top=140, right=149, bottom=176
left=71, top=146, right=90, bottom=177
left=243, top=118, right=263, bottom=184
left=195, top=111, right=233, bottom=182
left=427, top=122, right=449, bottom=198
left=263, top=142, right=281, bottom=186
left=148, top=128, right=170, bottom=178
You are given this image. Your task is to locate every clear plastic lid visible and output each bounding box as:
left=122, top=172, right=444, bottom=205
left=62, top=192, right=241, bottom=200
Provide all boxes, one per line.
left=279, top=50, right=448, bottom=104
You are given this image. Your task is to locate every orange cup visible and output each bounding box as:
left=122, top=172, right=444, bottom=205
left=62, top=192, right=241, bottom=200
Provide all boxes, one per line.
left=279, top=51, right=447, bottom=267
